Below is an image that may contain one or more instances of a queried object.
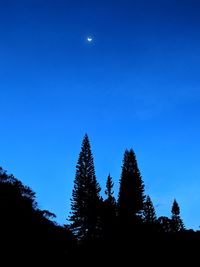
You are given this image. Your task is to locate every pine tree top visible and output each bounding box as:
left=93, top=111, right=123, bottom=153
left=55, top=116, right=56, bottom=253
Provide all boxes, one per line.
left=105, top=174, right=114, bottom=197
left=118, top=148, right=145, bottom=218
left=171, top=199, right=180, bottom=216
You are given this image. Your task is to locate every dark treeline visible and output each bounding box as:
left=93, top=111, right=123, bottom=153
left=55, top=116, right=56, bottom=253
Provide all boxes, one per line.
left=69, top=135, right=199, bottom=264
left=1, top=134, right=199, bottom=265
left=0, top=167, right=75, bottom=264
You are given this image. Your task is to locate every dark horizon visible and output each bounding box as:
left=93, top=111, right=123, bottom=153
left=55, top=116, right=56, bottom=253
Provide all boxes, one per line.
left=1, top=135, right=199, bottom=265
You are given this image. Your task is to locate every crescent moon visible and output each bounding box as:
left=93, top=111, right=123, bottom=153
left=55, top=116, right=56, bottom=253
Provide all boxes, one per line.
left=87, top=37, right=92, bottom=42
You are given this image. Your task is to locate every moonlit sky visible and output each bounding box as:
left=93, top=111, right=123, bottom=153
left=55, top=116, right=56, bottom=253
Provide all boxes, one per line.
left=0, top=0, right=200, bottom=229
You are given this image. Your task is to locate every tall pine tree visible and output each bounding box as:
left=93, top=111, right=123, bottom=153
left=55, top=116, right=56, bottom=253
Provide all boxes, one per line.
left=171, top=199, right=185, bottom=232
left=143, top=195, right=157, bottom=224
left=101, top=174, right=117, bottom=239
left=69, top=134, right=101, bottom=240
left=118, top=149, right=145, bottom=223
left=105, top=174, right=115, bottom=205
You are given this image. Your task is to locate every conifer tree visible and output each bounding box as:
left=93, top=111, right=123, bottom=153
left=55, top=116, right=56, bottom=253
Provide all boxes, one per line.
left=102, top=174, right=116, bottom=238
left=118, top=149, right=145, bottom=223
left=104, top=174, right=116, bottom=216
left=69, top=134, right=101, bottom=240
left=171, top=199, right=185, bottom=232
left=105, top=174, right=115, bottom=204
left=143, top=195, right=157, bottom=224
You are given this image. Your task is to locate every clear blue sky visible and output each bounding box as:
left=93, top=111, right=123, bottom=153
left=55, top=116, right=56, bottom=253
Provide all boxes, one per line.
left=0, top=0, right=200, bottom=230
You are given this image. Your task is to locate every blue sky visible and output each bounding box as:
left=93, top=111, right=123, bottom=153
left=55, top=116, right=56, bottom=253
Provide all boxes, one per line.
left=0, top=0, right=200, bottom=229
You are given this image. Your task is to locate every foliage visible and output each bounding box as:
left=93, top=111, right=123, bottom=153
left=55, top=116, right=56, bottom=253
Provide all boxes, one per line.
left=171, top=199, right=185, bottom=232
left=118, top=149, right=145, bottom=223
left=69, top=134, right=101, bottom=240
left=143, top=195, right=157, bottom=224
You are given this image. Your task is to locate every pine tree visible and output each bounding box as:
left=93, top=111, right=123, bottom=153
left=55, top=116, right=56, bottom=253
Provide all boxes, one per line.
left=104, top=174, right=116, bottom=216
left=143, top=195, right=157, bottom=224
left=105, top=174, right=115, bottom=203
left=102, top=174, right=116, bottom=238
left=69, top=134, right=101, bottom=240
left=118, top=149, right=145, bottom=223
left=171, top=199, right=185, bottom=232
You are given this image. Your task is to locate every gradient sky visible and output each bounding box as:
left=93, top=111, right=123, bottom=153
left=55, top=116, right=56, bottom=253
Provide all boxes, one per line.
left=0, top=0, right=200, bottom=230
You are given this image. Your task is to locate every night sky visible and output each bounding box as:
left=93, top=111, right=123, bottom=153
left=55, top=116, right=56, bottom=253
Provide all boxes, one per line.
left=0, top=0, right=200, bottom=229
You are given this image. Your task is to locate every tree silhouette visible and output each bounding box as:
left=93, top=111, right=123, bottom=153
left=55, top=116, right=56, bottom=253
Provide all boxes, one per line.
left=171, top=199, right=185, bottom=232
left=102, top=174, right=116, bottom=238
left=0, top=166, right=75, bottom=264
left=118, top=149, right=145, bottom=223
left=105, top=174, right=116, bottom=203
left=69, top=134, right=101, bottom=240
left=143, top=195, right=157, bottom=224
left=1, top=137, right=200, bottom=265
